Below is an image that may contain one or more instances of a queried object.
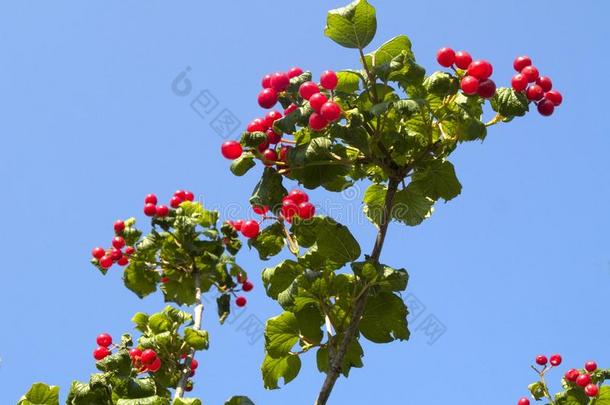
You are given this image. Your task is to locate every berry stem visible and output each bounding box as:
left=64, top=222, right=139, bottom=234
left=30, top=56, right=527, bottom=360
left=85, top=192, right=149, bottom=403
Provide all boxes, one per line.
left=358, top=47, right=379, bottom=104
left=485, top=113, right=505, bottom=127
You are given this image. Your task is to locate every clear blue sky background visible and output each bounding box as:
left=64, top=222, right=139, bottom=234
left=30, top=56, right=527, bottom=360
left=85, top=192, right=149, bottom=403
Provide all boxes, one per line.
left=1, top=1, right=609, bottom=404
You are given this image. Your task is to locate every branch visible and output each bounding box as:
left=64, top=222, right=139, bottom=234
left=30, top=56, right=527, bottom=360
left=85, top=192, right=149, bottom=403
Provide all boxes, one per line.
left=314, top=177, right=401, bottom=405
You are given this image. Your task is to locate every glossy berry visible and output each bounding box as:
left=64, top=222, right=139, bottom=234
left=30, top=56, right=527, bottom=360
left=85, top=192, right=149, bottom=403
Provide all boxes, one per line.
left=125, top=246, right=135, bottom=255
left=545, top=90, right=563, bottom=106
left=93, top=346, right=110, bottom=361
left=141, top=349, right=157, bottom=365
left=309, top=113, right=328, bottom=131
left=247, top=119, right=265, bottom=133
left=257, top=140, right=270, bottom=153
left=266, top=128, right=282, bottom=145
left=148, top=357, right=161, bottom=372
left=144, top=194, right=157, bottom=205
left=261, top=74, right=272, bottom=89
left=110, top=248, right=122, bottom=261
left=320, top=101, right=341, bottom=122
left=96, top=333, right=112, bottom=347
left=477, top=79, right=496, bottom=99
left=320, top=70, right=338, bottom=90
left=526, top=85, right=544, bottom=101
left=513, top=56, right=532, bottom=72
left=281, top=199, right=299, bottom=220
left=233, top=219, right=244, bottom=231
left=252, top=205, right=269, bottom=215
left=170, top=196, right=183, bottom=208
left=549, top=354, right=562, bottom=366
left=117, top=256, right=129, bottom=266
left=288, top=189, right=309, bottom=204
left=190, top=358, right=199, bottom=370
left=299, top=81, right=320, bottom=100
left=258, top=88, right=278, bottom=109
left=565, top=369, right=580, bottom=382
left=265, top=110, right=283, bottom=127
left=298, top=202, right=315, bottom=219
left=467, top=60, right=493, bottom=80
left=309, top=92, right=328, bottom=113
left=576, top=373, right=591, bottom=387
left=236, top=296, right=247, bottom=307
left=92, top=247, right=105, bottom=259
left=270, top=72, right=290, bottom=92
left=288, top=67, right=303, bottom=78
left=262, top=149, right=278, bottom=166
left=99, top=255, right=113, bottom=269
left=144, top=203, right=157, bottom=216
left=521, top=66, right=539, bottom=83
left=156, top=205, right=169, bottom=217
left=535, top=355, right=548, bottom=366
left=517, top=398, right=530, bottom=405
left=585, top=384, right=599, bottom=397
left=585, top=361, right=598, bottom=372
left=436, top=47, right=456, bottom=67
left=537, top=99, right=555, bottom=116
left=284, top=103, right=298, bottom=116
left=279, top=145, right=292, bottom=162
left=511, top=74, right=528, bottom=92
left=460, top=76, right=479, bottom=95
left=184, top=191, right=194, bottom=202
left=160, top=277, right=169, bottom=283
left=242, top=280, right=254, bottom=292
left=129, top=348, right=142, bottom=359
left=536, top=76, right=552, bottom=92
left=112, top=236, right=125, bottom=249
left=454, top=51, right=472, bottom=70
left=113, top=220, right=125, bottom=233
left=221, top=141, right=242, bottom=160
left=241, top=220, right=260, bottom=239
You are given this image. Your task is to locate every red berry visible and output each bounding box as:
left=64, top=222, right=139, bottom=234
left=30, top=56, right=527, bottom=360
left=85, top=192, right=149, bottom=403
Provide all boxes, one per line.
left=454, top=51, right=472, bottom=70
left=297, top=202, right=315, bottom=219
left=221, top=141, right=242, bottom=160
left=526, top=85, right=544, bottom=101
left=288, top=67, right=303, bottom=78
left=96, top=333, right=112, bottom=347
left=284, top=103, right=298, bottom=116
left=93, top=346, right=110, bottom=361
left=436, top=47, right=456, bottom=67
left=113, top=220, right=125, bottom=233
left=309, top=113, right=328, bottom=131
left=252, top=205, right=269, bottom=215
left=517, top=398, right=530, bottom=405
left=320, top=101, right=342, bottom=122
left=535, top=355, right=548, bottom=366
left=537, top=99, right=555, bottom=116
left=309, top=92, right=328, bottom=113
left=281, top=199, right=299, bottom=220
left=190, top=358, right=199, bottom=370
left=148, top=357, right=161, bottom=372
left=184, top=191, right=194, bottom=202
left=477, top=79, right=496, bottom=99
left=144, top=203, right=157, bottom=216
left=110, top=248, right=122, bottom=261
left=112, top=236, right=125, bottom=249
left=233, top=219, right=244, bottom=231
left=266, top=128, right=282, bottom=144
left=141, top=349, right=157, bottom=365
left=299, top=81, right=320, bottom=100
left=270, top=72, right=290, bottom=92
left=513, top=56, right=532, bottom=72
left=129, top=348, right=142, bottom=359
left=236, top=296, right=247, bottom=307
left=585, top=384, right=599, bottom=397
left=161, top=276, right=169, bottom=283
left=262, top=149, right=278, bottom=166
left=545, top=90, right=563, bottom=106
left=241, top=220, right=260, bottom=239
left=576, top=373, right=591, bottom=387
left=585, top=361, right=598, bottom=372
left=320, top=70, right=338, bottom=90
left=156, top=205, right=169, bottom=217
left=258, top=88, right=278, bottom=109
left=536, top=76, right=552, bottom=92
left=279, top=146, right=292, bottom=162
left=521, top=66, right=539, bottom=83
left=242, top=281, right=254, bottom=292
left=511, top=74, right=529, bottom=92
left=92, top=247, right=105, bottom=259
left=99, top=255, right=113, bottom=269
left=261, top=74, right=272, bottom=89
left=117, top=256, right=129, bottom=266
left=173, top=190, right=186, bottom=200
left=288, top=189, right=309, bottom=204
left=565, top=369, right=580, bottom=382
left=467, top=60, right=493, bottom=80
left=460, top=76, right=480, bottom=95
left=124, top=245, right=135, bottom=255
left=170, top=196, right=183, bottom=208
left=550, top=354, right=562, bottom=366
left=265, top=110, right=283, bottom=128
left=144, top=194, right=157, bottom=205
left=257, top=140, right=270, bottom=153
left=247, top=119, right=265, bottom=133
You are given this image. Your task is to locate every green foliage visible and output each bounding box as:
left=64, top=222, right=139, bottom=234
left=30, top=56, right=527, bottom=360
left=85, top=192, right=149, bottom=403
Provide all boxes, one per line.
left=18, top=383, right=60, bottom=405
left=324, top=0, right=377, bottom=49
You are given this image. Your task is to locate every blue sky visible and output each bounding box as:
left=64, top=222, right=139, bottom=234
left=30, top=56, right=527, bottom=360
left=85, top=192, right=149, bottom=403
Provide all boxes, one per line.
left=1, top=1, right=609, bottom=403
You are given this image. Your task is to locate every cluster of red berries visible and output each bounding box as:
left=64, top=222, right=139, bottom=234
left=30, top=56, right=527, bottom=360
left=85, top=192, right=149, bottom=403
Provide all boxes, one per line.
left=280, top=189, right=315, bottom=222
left=143, top=190, right=195, bottom=217
left=92, top=333, right=114, bottom=361
left=233, top=273, right=254, bottom=308
left=510, top=56, right=562, bottom=116
left=129, top=347, right=161, bottom=373
left=436, top=47, right=496, bottom=99
left=91, top=220, right=135, bottom=270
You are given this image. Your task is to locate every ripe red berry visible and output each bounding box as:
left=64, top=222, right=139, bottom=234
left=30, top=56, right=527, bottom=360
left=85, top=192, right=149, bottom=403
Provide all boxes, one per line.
left=545, top=90, right=563, bottom=106
left=537, top=99, right=555, bottom=116
left=270, top=72, right=290, bottom=92
left=173, top=190, right=186, bottom=199
left=299, top=81, right=320, bottom=100
left=99, top=255, right=113, bottom=269
left=454, top=51, right=472, bottom=70
left=288, top=67, right=303, bottom=78
left=96, top=333, right=112, bottom=347
left=281, top=199, right=299, bottom=220
left=536, top=76, right=552, bottom=92
left=148, top=357, right=161, bottom=372
left=460, top=76, right=480, bottom=95
left=117, top=256, right=129, bottom=266
left=144, top=194, right=157, bottom=205
left=252, top=205, right=269, bottom=215
left=279, top=145, right=292, bottom=162
left=140, top=349, right=157, bottom=365
left=266, top=128, right=282, bottom=144
left=257, top=140, right=270, bottom=153
left=565, top=369, right=580, bottom=382
left=467, top=60, right=493, bottom=80
left=526, top=85, right=544, bottom=101
left=183, top=191, right=195, bottom=202
left=236, top=296, right=247, bottom=307
left=258, top=88, right=278, bottom=109
left=110, top=248, right=122, bottom=261
left=129, top=348, right=142, bottom=359
left=298, top=202, right=316, bottom=219
left=144, top=203, right=157, bottom=216
left=585, top=361, right=598, bottom=372
left=284, top=103, right=298, bottom=116
left=265, top=110, right=283, bottom=128
left=221, top=141, right=242, bottom=160
left=170, top=196, right=183, bottom=209
left=320, top=70, right=338, bottom=90
left=190, top=358, right=199, bottom=370
left=513, top=56, right=532, bottom=72
left=92, top=247, right=105, bottom=259
left=262, top=149, right=278, bottom=166
left=477, top=79, right=496, bottom=99
left=320, top=101, right=342, bottom=122
left=517, top=398, right=530, bottom=405
left=309, top=112, right=328, bottom=131
left=576, top=373, right=591, bottom=387
left=156, top=205, right=169, bottom=217
left=535, top=355, right=548, bottom=366
left=585, top=384, right=599, bottom=397
left=233, top=219, right=244, bottom=231
left=247, top=119, right=265, bottom=133
left=261, top=74, right=272, bottom=89
left=436, top=47, right=456, bottom=67
left=93, top=346, right=110, bottom=361
left=113, top=220, right=125, bottom=233
left=112, top=236, right=125, bottom=249
left=241, top=220, right=260, bottom=238
left=242, top=281, right=254, bottom=292
left=160, top=276, right=169, bottom=283
left=550, top=354, right=562, bottom=366
left=521, top=66, right=539, bottom=83
left=309, top=93, right=328, bottom=113
left=288, top=189, right=309, bottom=204
left=511, top=74, right=529, bottom=92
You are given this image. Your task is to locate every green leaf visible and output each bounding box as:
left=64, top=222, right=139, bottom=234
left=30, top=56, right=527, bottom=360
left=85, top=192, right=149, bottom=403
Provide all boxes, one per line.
left=18, top=383, right=60, bottom=405
left=261, top=353, right=302, bottom=389
left=123, top=260, right=158, bottom=298
left=241, top=131, right=267, bottom=147
left=287, top=138, right=351, bottom=191
left=295, top=305, right=324, bottom=345
left=363, top=183, right=386, bottom=227
left=96, top=350, right=133, bottom=377
left=316, top=339, right=364, bottom=377
left=359, top=291, right=409, bottom=343
left=184, top=328, right=210, bottom=350
left=324, top=0, right=377, bottom=49
left=410, top=159, right=462, bottom=201
left=248, top=222, right=285, bottom=260
left=250, top=168, right=287, bottom=213
left=173, top=398, right=203, bottom=405
left=262, top=260, right=304, bottom=300
left=392, top=185, right=434, bottom=226
left=112, top=377, right=157, bottom=400
left=265, top=312, right=300, bottom=357
left=224, top=396, right=255, bottom=405
left=335, top=70, right=361, bottom=93
left=217, top=293, right=231, bottom=324
left=592, top=386, right=610, bottom=404
left=423, top=71, right=459, bottom=97
left=377, top=265, right=409, bottom=292
left=148, top=312, right=171, bottom=334
left=365, top=35, right=413, bottom=71
left=555, top=389, right=590, bottom=405
left=314, top=217, right=361, bottom=266
left=132, top=312, right=149, bottom=333
left=230, top=153, right=256, bottom=177
left=491, top=87, right=529, bottom=118
left=66, top=380, right=112, bottom=405
left=116, top=397, right=170, bottom=405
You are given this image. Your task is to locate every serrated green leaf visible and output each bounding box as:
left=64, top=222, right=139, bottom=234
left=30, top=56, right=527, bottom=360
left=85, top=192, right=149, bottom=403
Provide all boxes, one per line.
left=423, top=71, right=458, bottom=97
left=66, top=380, right=112, bottom=405
left=591, top=386, right=610, bottom=404
left=18, top=383, right=60, bottom=405
left=262, top=260, right=304, bottom=300
left=117, top=397, right=170, bottom=405
left=555, top=388, right=590, bottom=405
left=294, top=305, right=324, bottom=345
left=173, top=398, right=203, bottom=405
left=363, top=183, right=386, bottom=227
left=491, top=87, right=529, bottom=118
left=365, top=35, right=413, bottom=71
left=184, top=328, right=209, bottom=350
left=335, top=70, right=361, bottom=93
left=241, top=131, right=267, bottom=147
left=410, top=159, right=461, bottom=201
left=230, top=153, right=256, bottom=176
left=324, top=0, right=377, bottom=50
left=261, top=353, right=301, bottom=389
left=250, top=168, right=287, bottom=213
left=392, top=185, right=434, bottom=226
left=359, top=291, right=409, bottom=343
left=123, top=260, right=158, bottom=298
left=265, top=312, right=300, bottom=357
left=316, top=339, right=364, bottom=377
left=248, top=222, right=285, bottom=260
left=224, top=396, right=255, bottom=405
left=217, top=294, right=231, bottom=324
